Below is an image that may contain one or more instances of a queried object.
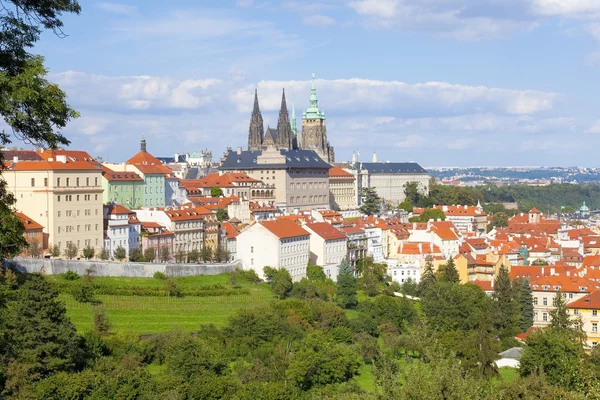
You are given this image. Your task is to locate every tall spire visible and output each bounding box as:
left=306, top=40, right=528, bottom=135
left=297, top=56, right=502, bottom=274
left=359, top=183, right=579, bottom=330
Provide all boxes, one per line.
left=291, top=103, right=297, bottom=136
left=303, top=73, right=324, bottom=120
left=141, top=134, right=147, bottom=152
left=248, top=88, right=264, bottom=151
left=276, top=88, right=293, bottom=150
left=372, top=151, right=377, bottom=163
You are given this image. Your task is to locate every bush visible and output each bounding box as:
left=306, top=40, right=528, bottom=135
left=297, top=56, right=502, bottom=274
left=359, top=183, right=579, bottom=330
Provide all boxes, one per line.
left=82, top=245, right=95, bottom=260
left=231, top=269, right=262, bottom=284
left=73, top=282, right=95, bottom=303
left=153, top=271, right=167, bottom=280
left=63, top=270, right=80, bottom=281
left=129, top=248, right=143, bottom=262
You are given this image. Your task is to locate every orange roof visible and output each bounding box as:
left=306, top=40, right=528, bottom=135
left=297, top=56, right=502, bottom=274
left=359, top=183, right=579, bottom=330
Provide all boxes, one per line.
left=583, top=254, right=600, bottom=268
left=530, top=275, right=597, bottom=293
left=101, top=165, right=143, bottom=181
left=182, top=172, right=260, bottom=189
left=305, top=222, right=347, bottom=240
left=529, top=207, right=541, bottom=213
left=6, top=159, right=99, bottom=171
left=188, top=195, right=240, bottom=210
left=567, top=290, right=600, bottom=309
left=161, top=206, right=214, bottom=221
left=328, top=166, right=355, bottom=180
left=470, top=280, right=493, bottom=291
left=106, top=204, right=133, bottom=215
left=127, top=150, right=173, bottom=176
left=222, top=221, right=240, bottom=239
left=398, top=242, right=442, bottom=255
left=36, top=149, right=98, bottom=164
left=435, top=205, right=486, bottom=217
left=14, top=212, right=43, bottom=231
left=260, top=219, right=309, bottom=239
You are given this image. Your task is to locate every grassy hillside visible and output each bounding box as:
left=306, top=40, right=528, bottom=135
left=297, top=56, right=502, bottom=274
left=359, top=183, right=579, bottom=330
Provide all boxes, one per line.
left=48, top=273, right=274, bottom=334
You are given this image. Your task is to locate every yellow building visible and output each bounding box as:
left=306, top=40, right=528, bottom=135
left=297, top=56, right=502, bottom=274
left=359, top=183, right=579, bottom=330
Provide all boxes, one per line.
left=568, top=290, right=600, bottom=349
left=328, top=166, right=356, bottom=210
left=3, top=155, right=104, bottom=256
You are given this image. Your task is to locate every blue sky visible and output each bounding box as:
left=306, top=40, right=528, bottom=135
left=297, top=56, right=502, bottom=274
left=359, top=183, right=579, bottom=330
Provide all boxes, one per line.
left=20, top=0, right=600, bottom=166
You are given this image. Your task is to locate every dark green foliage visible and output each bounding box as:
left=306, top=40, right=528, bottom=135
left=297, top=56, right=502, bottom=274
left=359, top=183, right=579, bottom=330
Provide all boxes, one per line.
left=114, top=246, right=126, bottom=261
left=188, top=248, right=200, bottom=263
left=128, top=247, right=142, bottom=262
left=0, top=201, right=26, bottom=260
left=336, top=259, right=357, bottom=309
left=398, top=199, right=413, bottom=213
left=82, top=245, right=95, bottom=260
left=360, top=187, right=382, bottom=216
left=214, top=245, right=227, bottom=262
left=290, top=278, right=333, bottom=300
left=210, top=186, right=223, bottom=197
left=398, top=278, right=419, bottom=297
left=516, top=278, right=534, bottom=333
left=441, top=257, right=460, bottom=283
left=93, top=306, right=111, bottom=336
left=153, top=271, right=167, bottom=280
left=62, top=270, right=79, bottom=281
left=492, top=374, right=587, bottom=400
left=307, top=264, right=326, bottom=281
left=403, top=181, right=426, bottom=206
left=531, top=258, right=549, bottom=266
left=201, top=246, right=212, bottom=262
left=271, top=268, right=293, bottom=299
left=359, top=259, right=387, bottom=297
left=143, top=247, right=156, bottom=262
left=409, top=208, right=446, bottom=222
left=72, top=281, right=95, bottom=303
left=230, top=268, right=262, bottom=284
left=64, top=242, right=78, bottom=259
left=357, top=296, right=418, bottom=335
left=490, top=212, right=509, bottom=229
left=216, top=208, right=229, bottom=221
left=4, top=277, right=84, bottom=388
left=165, top=335, right=227, bottom=378
left=164, top=279, right=182, bottom=298
left=99, top=248, right=110, bottom=260
left=418, top=258, right=436, bottom=295
left=492, top=264, right=519, bottom=341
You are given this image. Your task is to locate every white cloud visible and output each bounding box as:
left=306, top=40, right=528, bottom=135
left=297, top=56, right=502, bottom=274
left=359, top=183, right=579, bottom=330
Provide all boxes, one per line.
left=96, top=2, right=138, bottom=16
left=446, top=138, right=474, bottom=150
left=236, top=0, right=254, bottom=7
left=394, top=135, right=426, bottom=149
left=302, top=14, right=336, bottom=27
left=532, top=0, right=600, bottom=18
left=586, top=120, right=600, bottom=133
left=348, top=0, right=397, bottom=19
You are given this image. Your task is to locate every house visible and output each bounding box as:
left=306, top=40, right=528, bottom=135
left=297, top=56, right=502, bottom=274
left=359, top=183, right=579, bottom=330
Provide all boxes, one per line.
left=328, top=166, right=356, bottom=210
left=221, top=221, right=240, bottom=262
left=101, top=165, right=144, bottom=208
left=103, top=204, right=141, bottom=258
left=237, top=219, right=310, bottom=281
left=14, top=212, right=45, bottom=257
left=303, top=222, right=348, bottom=280
left=495, top=347, right=523, bottom=368
left=340, top=226, right=367, bottom=267
left=390, top=262, right=421, bottom=284
left=434, top=205, right=487, bottom=233
left=140, top=222, right=174, bottom=262
left=567, top=290, right=600, bottom=349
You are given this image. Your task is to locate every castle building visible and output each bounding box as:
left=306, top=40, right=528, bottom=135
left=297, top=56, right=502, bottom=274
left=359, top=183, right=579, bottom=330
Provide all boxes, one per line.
left=246, top=75, right=334, bottom=163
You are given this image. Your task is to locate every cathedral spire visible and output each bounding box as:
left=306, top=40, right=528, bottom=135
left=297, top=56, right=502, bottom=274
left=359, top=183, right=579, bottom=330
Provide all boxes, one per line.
left=248, top=89, right=264, bottom=151
left=291, top=103, right=297, bottom=136
left=276, top=88, right=293, bottom=149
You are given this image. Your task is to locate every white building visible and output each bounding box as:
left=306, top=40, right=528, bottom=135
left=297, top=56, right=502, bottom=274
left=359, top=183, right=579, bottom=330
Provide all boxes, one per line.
left=303, top=222, right=348, bottom=281
left=390, top=262, right=422, bottom=284
left=222, top=221, right=240, bottom=262
left=237, top=219, right=310, bottom=281
left=103, top=204, right=140, bottom=258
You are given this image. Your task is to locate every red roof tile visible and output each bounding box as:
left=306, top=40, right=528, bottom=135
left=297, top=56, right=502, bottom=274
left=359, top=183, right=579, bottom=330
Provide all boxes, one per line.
left=260, top=219, right=309, bottom=239
left=305, top=222, right=347, bottom=240
left=14, top=212, right=44, bottom=231
left=568, top=290, right=600, bottom=309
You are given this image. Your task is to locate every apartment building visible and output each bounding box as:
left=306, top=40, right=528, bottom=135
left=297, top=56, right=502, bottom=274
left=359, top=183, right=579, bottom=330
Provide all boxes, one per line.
left=101, top=165, right=144, bottom=208
left=304, top=222, right=348, bottom=280
left=3, top=155, right=104, bottom=256
left=14, top=212, right=45, bottom=257
left=568, top=290, right=600, bottom=349
left=328, top=166, right=356, bottom=210
left=103, top=204, right=141, bottom=258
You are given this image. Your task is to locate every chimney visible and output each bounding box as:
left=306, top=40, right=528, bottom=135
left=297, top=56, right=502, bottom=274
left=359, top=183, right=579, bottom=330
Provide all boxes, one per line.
left=56, top=155, right=67, bottom=163
left=236, top=147, right=242, bottom=155
left=12, top=156, right=18, bottom=163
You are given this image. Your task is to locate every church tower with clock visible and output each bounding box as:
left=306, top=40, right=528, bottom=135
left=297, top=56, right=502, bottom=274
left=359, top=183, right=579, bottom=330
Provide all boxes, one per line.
left=301, top=74, right=334, bottom=162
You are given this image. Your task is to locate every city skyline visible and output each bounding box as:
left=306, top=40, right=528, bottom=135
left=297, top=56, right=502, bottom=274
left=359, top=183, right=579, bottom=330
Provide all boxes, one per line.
left=6, top=0, right=600, bottom=166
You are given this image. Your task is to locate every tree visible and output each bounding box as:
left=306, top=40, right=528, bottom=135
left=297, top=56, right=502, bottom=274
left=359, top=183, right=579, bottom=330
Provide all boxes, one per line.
left=4, top=276, right=84, bottom=387
left=359, top=187, right=381, bottom=216
left=64, top=242, right=78, bottom=259
left=93, top=306, right=111, bottom=336
left=210, top=187, right=223, bottom=198
left=336, top=259, right=357, bottom=309
left=307, top=264, right=326, bottom=281
left=403, top=181, right=424, bottom=206
left=531, top=258, right=549, bottom=266
left=441, top=257, right=460, bottom=283
left=201, top=246, right=212, bottom=262
left=398, top=199, right=413, bottom=213
left=175, top=249, right=186, bottom=263
left=27, top=239, right=42, bottom=258
left=418, top=257, right=436, bottom=295
left=490, top=212, right=509, bottom=229
left=159, top=245, right=170, bottom=263
left=409, top=208, right=446, bottom=223
left=188, top=249, right=200, bottom=263
left=114, top=246, right=126, bottom=261
left=515, top=278, right=534, bottom=333
left=144, top=247, right=156, bottom=263
left=215, top=208, right=229, bottom=222
left=549, top=290, right=585, bottom=341
left=272, top=268, right=293, bottom=299
left=492, top=264, right=519, bottom=340
left=214, top=246, right=226, bottom=263
left=82, top=246, right=94, bottom=260
left=0, top=2, right=81, bottom=263
left=128, top=248, right=142, bottom=262
left=360, top=260, right=387, bottom=297
left=99, top=248, right=110, bottom=260
left=50, top=244, right=60, bottom=257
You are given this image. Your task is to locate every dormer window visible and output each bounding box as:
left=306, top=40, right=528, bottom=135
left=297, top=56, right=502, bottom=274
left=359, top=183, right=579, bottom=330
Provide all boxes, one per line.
left=542, top=285, right=549, bottom=290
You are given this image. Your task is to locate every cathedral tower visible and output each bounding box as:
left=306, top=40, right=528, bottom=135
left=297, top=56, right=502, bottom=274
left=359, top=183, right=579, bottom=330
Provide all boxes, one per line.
left=301, top=74, right=333, bottom=162
left=276, top=89, right=293, bottom=150
left=248, top=89, right=264, bottom=151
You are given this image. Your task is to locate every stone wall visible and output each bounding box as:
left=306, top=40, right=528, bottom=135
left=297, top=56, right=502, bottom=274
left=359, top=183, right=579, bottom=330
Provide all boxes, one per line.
left=6, top=258, right=241, bottom=278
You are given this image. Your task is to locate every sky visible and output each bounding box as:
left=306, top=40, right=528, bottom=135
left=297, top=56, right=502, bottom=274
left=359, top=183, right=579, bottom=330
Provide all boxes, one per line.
left=16, top=0, right=600, bottom=167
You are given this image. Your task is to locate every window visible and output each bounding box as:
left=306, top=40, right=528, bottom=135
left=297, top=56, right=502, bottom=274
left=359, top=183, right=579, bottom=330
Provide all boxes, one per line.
left=66, top=178, right=70, bottom=186
left=86, top=177, right=89, bottom=186
left=569, top=293, right=574, bottom=299
left=594, top=310, right=598, bottom=316
left=251, top=246, right=254, bottom=254
left=543, top=297, right=548, bottom=306
left=574, top=309, right=579, bottom=315
left=57, top=177, right=61, bottom=187
left=57, top=195, right=61, bottom=202
left=593, top=323, right=598, bottom=333
left=76, top=178, right=80, bottom=186
left=543, top=313, right=548, bottom=322
left=30, top=178, right=35, bottom=187
left=95, top=178, right=98, bottom=186
left=44, top=178, right=48, bottom=187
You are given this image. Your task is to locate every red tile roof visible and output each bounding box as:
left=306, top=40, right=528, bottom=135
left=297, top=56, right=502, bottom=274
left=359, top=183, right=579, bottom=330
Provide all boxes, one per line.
left=127, top=150, right=173, bottom=176
left=470, top=280, right=493, bottom=291
left=6, top=160, right=99, bottom=171
left=328, top=166, right=355, bottom=180
left=260, top=219, right=309, bottom=239
left=182, top=172, right=260, bottom=189
left=305, top=222, right=347, bottom=240
left=567, top=290, right=600, bottom=309
left=14, top=212, right=44, bottom=231
left=101, top=165, right=143, bottom=181
left=398, top=242, right=442, bottom=255
left=435, top=205, right=486, bottom=217
left=36, top=149, right=98, bottom=164
left=106, top=204, right=133, bottom=215
left=222, top=221, right=240, bottom=239
left=530, top=275, right=597, bottom=293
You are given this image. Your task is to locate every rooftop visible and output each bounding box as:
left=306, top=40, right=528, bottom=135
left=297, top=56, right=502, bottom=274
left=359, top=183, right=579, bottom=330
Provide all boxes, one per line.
left=260, top=219, right=309, bottom=239
left=220, top=149, right=331, bottom=170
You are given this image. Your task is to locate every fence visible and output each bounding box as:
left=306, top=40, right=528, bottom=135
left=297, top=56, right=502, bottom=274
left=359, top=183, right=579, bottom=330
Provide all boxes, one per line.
left=6, top=257, right=242, bottom=278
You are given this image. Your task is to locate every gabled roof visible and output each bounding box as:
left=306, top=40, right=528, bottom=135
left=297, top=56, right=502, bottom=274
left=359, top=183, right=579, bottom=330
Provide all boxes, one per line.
left=14, top=212, right=44, bottom=230
left=567, top=290, right=600, bottom=309
left=127, top=150, right=173, bottom=176
left=36, top=149, right=99, bottom=165
left=260, top=219, right=309, bottom=239
left=101, top=165, right=143, bottom=181
left=398, top=242, right=442, bottom=255
left=222, top=221, right=240, bottom=239
left=329, top=166, right=355, bottom=180
left=2, top=150, right=43, bottom=161
left=530, top=275, right=597, bottom=293
left=305, top=222, right=347, bottom=240
left=182, top=172, right=260, bottom=189
left=105, top=204, right=133, bottom=215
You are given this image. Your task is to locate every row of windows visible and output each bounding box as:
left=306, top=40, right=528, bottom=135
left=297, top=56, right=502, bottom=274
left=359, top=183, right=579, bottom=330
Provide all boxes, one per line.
left=281, top=243, right=308, bottom=254
left=58, top=194, right=99, bottom=202
left=58, top=209, right=99, bottom=217
left=58, top=224, right=99, bottom=233
left=55, top=177, right=99, bottom=187
left=290, top=181, right=327, bottom=190
left=281, top=256, right=307, bottom=267
left=289, top=195, right=327, bottom=204
left=176, top=222, right=202, bottom=230
left=57, top=239, right=99, bottom=249
left=572, top=309, right=598, bottom=317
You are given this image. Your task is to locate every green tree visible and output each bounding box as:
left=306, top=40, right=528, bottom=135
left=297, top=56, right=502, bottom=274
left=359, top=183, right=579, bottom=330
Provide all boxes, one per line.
left=28, top=238, right=42, bottom=258
left=418, top=258, right=436, bottom=295
left=272, top=268, right=293, bottom=299
left=215, top=208, right=229, bottom=221
left=99, top=248, right=110, bottom=260
left=214, top=246, right=226, bottom=262
left=82, top=245, right=94, bottom=260
left=188, top=248, right=200, bottom=263
left=210, top=187, right=223, bottom=198
left=398, top=199, right=413, bottom=213
left=4, top=277, right=84, bottom=387
left=165, top=335, right=227, bottom=379
left=531, top=258, right=549, bottom=266
left=64, top=242, right=78, bottom=259
left=403, top=181, right=424, bottom=206
left=549, top=290, right=585, bottom=341
left=201, top=246, right=212, bottom=262
left=515, top=278, right=534, bottom=333
left=307, top=264, right=326, bottom=281
left=490, top=212, right=509, bottom=229
left=114, top=246, right=126, bottom=261
left=336, top=259, right=357, bottom=309
left=441, top=256, right=460, bottom=283
left=92, top=306, right=111, bottom=336
left=175, top=249, right=186, bottom=263
left=360, top=187, right=381, bottom=216
left=409, top=208, right=446, bottom=223
left=143, top=247, right=156, bottom=262
left=128, top=247, right=142, bottom=262
left=50, top=244, right=60, bottom=257
left=492, top=264, right=519, bottom=340
left=159, top=245, right=170, bottom=263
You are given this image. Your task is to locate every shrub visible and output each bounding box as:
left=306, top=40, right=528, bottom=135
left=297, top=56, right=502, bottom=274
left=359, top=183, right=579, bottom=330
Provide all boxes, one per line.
left=129, top=248, right=142, bottom=262
left=82, top=245, right=95, bottom=260
left=153, top=271, right=167, bottom=280
left=73, top=282, right=95, bottom=303
left=99, top=248, right=110, bottom=260
left=63, top=270, right=80, bottom=281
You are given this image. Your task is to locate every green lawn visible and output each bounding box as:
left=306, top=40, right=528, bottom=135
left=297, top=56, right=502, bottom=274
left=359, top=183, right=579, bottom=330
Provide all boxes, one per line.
left=54, top=274, right=275, bottom=334
left=496, top=367, right=518, bottom=384
left=355, top=363, right=375, bottom=391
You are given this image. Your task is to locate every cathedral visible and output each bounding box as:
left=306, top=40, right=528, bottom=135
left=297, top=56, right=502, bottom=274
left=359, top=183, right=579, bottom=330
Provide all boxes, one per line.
left=247, top=76, right=334, bottom=162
